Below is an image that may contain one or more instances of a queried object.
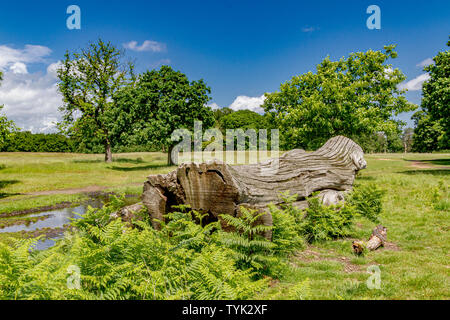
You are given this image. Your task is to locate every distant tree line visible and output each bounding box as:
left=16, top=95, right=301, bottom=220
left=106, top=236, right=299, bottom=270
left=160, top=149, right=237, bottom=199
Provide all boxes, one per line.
left=0, top=131, right=166, bottom=153
left=0, top=131, right=73, bottom=153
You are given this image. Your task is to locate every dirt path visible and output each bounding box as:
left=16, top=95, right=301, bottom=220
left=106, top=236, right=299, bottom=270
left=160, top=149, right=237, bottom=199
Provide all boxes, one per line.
left=26, top=185, right=109, bottom=196
left=25, top=182, right=143, bottom=196
left=409, top=161, right=448, bottom=169
left=0, top=182, right=143, bottom=203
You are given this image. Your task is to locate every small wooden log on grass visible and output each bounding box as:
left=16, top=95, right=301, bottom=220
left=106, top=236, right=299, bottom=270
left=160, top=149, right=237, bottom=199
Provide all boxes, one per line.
left=352, top=225, right=387, bottom=255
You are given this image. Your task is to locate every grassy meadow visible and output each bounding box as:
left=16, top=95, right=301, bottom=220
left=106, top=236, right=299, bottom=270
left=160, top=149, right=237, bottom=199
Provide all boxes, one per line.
left=0, top=151, right=449, bottom=299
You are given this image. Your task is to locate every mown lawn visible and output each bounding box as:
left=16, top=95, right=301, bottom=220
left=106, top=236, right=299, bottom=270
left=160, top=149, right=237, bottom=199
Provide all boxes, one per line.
left=0, top=151, right=449, bottom=299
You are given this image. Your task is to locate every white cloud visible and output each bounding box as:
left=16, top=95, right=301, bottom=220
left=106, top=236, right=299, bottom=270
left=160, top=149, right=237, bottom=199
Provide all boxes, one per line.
left=10, top=62, right=28, bottom=74
left=208, top=102, right=220, bottom=110
left=0, top=45, right=62, bottom=133
left=229, top=95, right=266, bottom=113
left=301, top=26, right=316, bottom=33
left=123, top=40, right=166, bottom=52
left=0, top=44, right=52, bottom=70
left=416, top=58, right=433, bottom=68
left=398, top=73, right=431, bottom=91
left=150, top=59, right=171, bottom=68
left=46, top=61, right=63, bottom=78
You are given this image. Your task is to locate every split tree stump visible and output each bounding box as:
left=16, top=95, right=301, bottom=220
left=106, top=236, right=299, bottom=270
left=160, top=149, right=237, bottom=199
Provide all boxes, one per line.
left=142, top=136, right=367, bottom=238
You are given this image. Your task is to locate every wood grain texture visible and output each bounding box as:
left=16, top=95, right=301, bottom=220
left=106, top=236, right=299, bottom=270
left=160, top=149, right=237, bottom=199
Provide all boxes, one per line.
left=142, top=136, right=366, bottom=237
left=352, top=225, right=387, bottom=254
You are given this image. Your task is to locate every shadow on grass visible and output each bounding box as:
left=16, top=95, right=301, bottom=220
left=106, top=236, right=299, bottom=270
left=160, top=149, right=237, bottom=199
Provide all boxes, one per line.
left=355, top=176, right=376, bottom=181
left=403, top=159, right=450, bottom=166
left=0, top=180, right=21, bottom=199
left=72, top=160, right=103, bottom=164
left=73, top=158, right=146, bottom=164
left=109, top=164, right=170, bottom=172
left=397, top=169, right=450, bottom=176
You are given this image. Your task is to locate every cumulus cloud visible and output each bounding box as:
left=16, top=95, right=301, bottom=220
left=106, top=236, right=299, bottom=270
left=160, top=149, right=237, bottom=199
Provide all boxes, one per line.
left=0, top=71, right=62, bottom=132
left=0, top=44, right=52, bottom=70
left=0, top=44, right=62, bottom=133
left=416, top=58, right=434, bottom=68
left=229, top=95, right=266, bottom=113
left=10, top=62, right=28, bottom=74
left=123, top=40, right=166, bottom=52
left=46, top=61, right=63, bottom=78
left=398, top=73, right=431, bottom=91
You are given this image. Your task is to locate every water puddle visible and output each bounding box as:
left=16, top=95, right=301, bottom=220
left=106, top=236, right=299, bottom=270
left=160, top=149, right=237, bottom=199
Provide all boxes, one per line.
left=34, top=238, right=59, bottom=251
left=0, top=196, right=111, bottom=251
left=0, top=198, right=104, bottom=234
left=0, top=194, right=140, bottom=250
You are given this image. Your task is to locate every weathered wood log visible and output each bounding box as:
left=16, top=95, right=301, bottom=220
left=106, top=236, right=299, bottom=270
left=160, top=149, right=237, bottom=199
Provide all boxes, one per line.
left=352, top=225, right=387, bottom=254
left=142, top=136, right=366, bottom=238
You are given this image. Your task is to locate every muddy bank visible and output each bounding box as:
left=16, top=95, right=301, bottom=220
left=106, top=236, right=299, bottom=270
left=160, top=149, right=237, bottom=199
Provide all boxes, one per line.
left=2, top=226, right=71, bottom=240
left=0, top=214, right=51, bottom=229
left=0, top=202, right=73, bottom=218
left=0, top=192, right=141, bottom=250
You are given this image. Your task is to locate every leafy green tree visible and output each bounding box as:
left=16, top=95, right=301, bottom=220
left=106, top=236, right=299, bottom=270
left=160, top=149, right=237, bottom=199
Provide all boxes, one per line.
left=385, top=129, right=404, bottom=153
left=0, top=72, right=16, bottom=146
left=113, top=65, right=214, bottom=165
left=353, top=132, right=386, bottom=153
left=219, top=109, right=268, bottom=132
left=418, top=36, right=450, bottom=150
left=412, top=110, right=444, bottom=152
left=263, top=45, right=416, bottom=150
left=57, top=39, right=133, bottom=162
left=213, top=107, right=234, bottom=127
left=1, top=132, right=73, bottom=152
left=215, top=109, right=275, bottom=151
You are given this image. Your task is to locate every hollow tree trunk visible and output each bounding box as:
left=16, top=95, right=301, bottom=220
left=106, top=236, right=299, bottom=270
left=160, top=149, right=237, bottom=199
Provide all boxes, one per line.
left=143, top=136, right=367, bottom=238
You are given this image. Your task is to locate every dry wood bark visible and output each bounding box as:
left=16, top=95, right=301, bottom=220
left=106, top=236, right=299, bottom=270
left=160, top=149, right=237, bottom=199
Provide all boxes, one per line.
left=352, top=225, right=387, bottom=254
left=142, top=136, right=367, bottom=238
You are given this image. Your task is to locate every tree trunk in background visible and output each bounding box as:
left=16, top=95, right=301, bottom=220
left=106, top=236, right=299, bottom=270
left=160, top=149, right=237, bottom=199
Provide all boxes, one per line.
left=143, top=136, right=367, bottom=239
left=105, top=139, right=113, bottom=163
left=167, top=144, right=175, bottom=166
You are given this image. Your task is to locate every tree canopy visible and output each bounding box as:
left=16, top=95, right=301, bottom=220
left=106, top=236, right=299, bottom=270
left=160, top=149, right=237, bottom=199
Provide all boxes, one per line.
left=113, top=65, right=214, bottom=164
left=218, top=109, right=268, bottom=132
left=57, top=39, right=133, bottom=162
left=414, top=36, right=450, bottom=151
left=263, top=45, right=416, bottom=150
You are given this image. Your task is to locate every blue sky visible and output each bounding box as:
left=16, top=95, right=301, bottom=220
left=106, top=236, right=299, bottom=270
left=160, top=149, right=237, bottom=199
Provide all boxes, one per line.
left=0, top=0, right=448, bottom=131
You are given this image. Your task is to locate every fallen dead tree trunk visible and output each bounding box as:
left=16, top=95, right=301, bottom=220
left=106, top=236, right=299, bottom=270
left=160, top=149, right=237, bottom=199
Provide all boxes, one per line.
left=142, top=136, right=367, bottom=239
left=352, top=225, right=387, bottom=254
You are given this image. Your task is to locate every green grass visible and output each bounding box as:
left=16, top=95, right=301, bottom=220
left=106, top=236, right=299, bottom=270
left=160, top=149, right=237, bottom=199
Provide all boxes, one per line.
left=0, top=152, right=172, bottom=193
left=0, top=152, right=174, bottom=214
left=0, top=150, right=277, bottom=214
left=0, top=151, right=449, bottom=299
left=259, top=153, right=450, bottom=300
